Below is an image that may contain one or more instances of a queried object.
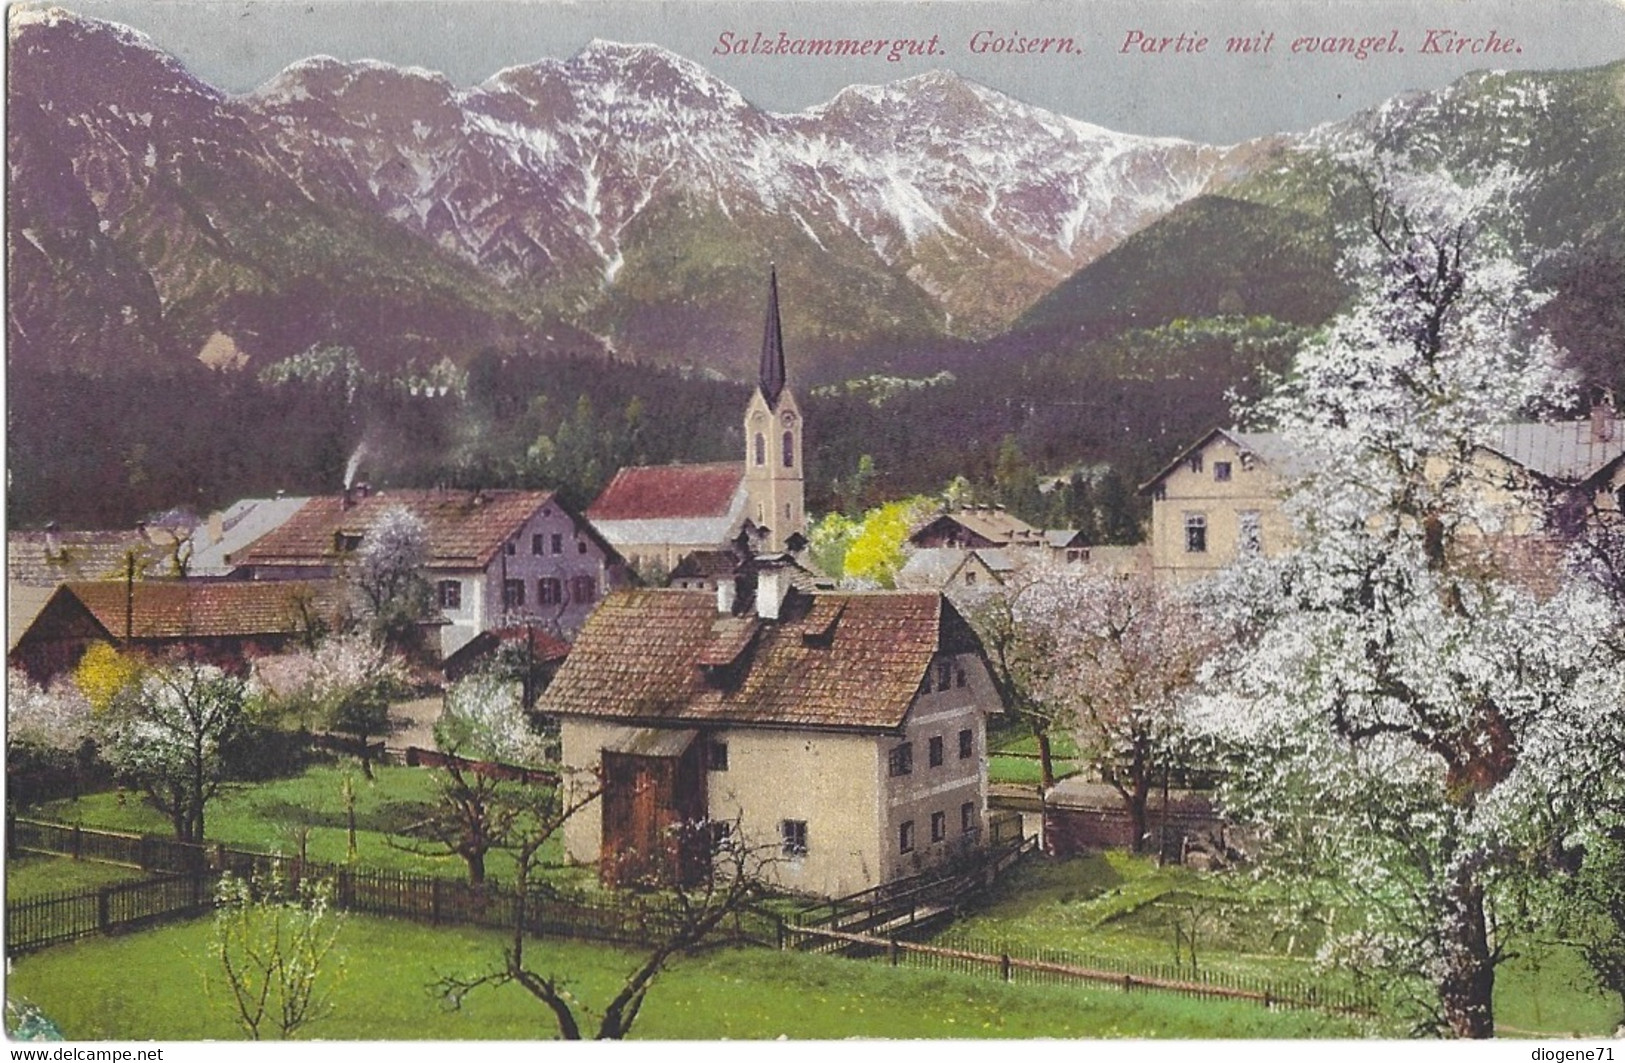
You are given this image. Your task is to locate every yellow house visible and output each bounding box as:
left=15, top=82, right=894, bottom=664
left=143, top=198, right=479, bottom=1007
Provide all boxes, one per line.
left=540, top=563, right=1004, bottom=898
left=1140, top=429, right=1300, bottom=582
left=1142, top=401, right=1625, bottom=583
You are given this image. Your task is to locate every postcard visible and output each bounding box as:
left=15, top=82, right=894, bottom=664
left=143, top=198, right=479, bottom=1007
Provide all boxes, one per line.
left=6, top=0, right=1625, bottom=1055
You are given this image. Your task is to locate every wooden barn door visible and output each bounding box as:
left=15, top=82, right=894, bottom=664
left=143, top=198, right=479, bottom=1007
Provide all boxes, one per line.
left=600, top=745, right=709, bottom=888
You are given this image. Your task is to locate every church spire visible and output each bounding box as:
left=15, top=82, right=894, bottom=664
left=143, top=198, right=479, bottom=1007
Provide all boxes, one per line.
left=758, top=265, right=786, bottom=404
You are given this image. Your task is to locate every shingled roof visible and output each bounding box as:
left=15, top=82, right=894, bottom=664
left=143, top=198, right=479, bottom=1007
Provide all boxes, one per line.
left=7, top=529, right=174, bottom=586
left=586, top=463, right=745, bottom=522
left=234, top=489, right=570, bottom=570
left=56, top=580, right=345, bottom=641
left=538, top=588, right=984, bottom=733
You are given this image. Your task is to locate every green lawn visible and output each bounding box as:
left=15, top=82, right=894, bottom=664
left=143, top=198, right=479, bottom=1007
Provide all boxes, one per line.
left=7, top=913, right=1364, bottom=1040
left=988, top=754, right=1079, bottom=787
left=948, top=852, right=1622, bottom=1037
left=4, top=854, right=153, bottom=902
left=25, top=764, right=586, bottom=888
left=987, top=727, right=1079, bottom=758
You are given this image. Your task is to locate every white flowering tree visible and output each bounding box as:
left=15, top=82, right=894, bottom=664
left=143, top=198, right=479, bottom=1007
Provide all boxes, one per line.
left=352, top=505, right=432, bottom=649
left=1049, top=570, right=1216, bottom=852
left=7, top=668, right=94, bottom=753
left=210, top=868, right=345, bottom=1040
left=1191, top=161, right=1625, bottom=1037
left=101, top=661, right=249, bottom=843
left=264, top=633, right=411, bottom=778
left=397, top=670, right=552, bottom=886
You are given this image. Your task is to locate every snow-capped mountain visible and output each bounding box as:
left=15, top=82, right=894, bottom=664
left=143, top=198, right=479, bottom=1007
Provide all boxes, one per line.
left=8, top=9, right=1621, bottom=382
left=6, top=11, right=1269, bottom=373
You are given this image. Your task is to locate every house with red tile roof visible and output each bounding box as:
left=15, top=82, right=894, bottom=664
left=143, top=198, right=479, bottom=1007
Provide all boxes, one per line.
left=8, top=580, right=346, bottom=682
left=585, top=462, right=749, bottom=574
left=585, top=269, right=810, bottom=580
left=232, top=487, right=627, bottom=654
left=541, top=562, right=1005, bottom=897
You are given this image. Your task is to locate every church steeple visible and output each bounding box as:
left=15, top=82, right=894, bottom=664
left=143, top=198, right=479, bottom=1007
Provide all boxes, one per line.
left=759, top=266, right=786, bottom=405
left=743, top=266, right=804, bottom=555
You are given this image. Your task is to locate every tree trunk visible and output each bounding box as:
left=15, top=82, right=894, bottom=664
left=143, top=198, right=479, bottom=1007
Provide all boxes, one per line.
left=1034, top=729, right=1056, bottom=791
left=1439, top=870, right=1497, bottom=1038
left=464, top=848, right=487, bottom=887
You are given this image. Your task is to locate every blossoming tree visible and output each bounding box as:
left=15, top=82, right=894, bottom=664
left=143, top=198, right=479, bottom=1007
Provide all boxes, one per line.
left=1191, top=161, right=1625, bottom=1037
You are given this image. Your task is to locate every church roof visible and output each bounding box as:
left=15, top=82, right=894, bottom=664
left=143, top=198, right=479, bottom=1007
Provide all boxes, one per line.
left=586, top=463, right=745, bottom=522
left=759, top=267, right=787, bottom=405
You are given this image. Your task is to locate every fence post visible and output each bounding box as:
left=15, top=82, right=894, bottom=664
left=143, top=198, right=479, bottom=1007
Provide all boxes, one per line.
left=96, top=888, right=111, bottom=932
left=72, top=825, right=83, bottom=861
left=432, top=878, right=442, bottom=925
left=776, top=918, right=786, bottom=951
left=1001, top=953, right=1012, bottom=982
left=1122, top=974, right=1132, bottom=994
left=889, top=936, right=899, bottom=967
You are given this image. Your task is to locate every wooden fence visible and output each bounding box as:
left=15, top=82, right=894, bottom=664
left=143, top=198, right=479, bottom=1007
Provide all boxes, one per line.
left=401, top=747, right=560, bottom=787
left=783, top=924, right=1373, bottom=1016
left=6, top=818, right=777, bottom=955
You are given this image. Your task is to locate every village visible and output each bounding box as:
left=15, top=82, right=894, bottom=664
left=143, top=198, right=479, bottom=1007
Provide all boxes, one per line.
left=9, top=231, right=1625, bottom=1041
left=5, top=1, right=1625, bottom=1043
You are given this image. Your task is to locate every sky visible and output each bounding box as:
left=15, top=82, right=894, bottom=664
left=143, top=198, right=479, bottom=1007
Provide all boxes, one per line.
left=18, top=0, right=1625, bottom=142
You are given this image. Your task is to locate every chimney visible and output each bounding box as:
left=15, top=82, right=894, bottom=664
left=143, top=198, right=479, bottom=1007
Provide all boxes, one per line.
left=755, top=561, right=790, bottom=621
left=1591, top=387, right=1617, bottom=443
left=44, top=521, right=62, bottom=559
left=716, top=577, right=738, bottom=615
left=208, top=509, right=225, bottom=546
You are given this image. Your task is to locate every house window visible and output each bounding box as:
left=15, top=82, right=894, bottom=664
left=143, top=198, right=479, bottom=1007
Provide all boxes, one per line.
left=539, top=577, right=562, bottom=605
left=551, top=533, right=563, bottom=555
left=1184, top=513, right=1208, bottom=554
left=1239, top=510, right=1263, bottom=555
left=888, top=742, right=913, bottom=777
left=899, top=820, right=915, bottom=854
left=1187, top=453, right=1204, bottom=474
left=781, top=819, right=808, bottom=857
left=503, top=580, right=525, bottom=608
left=334, top=532, right=363, bottom=553
left=577, top=540, right=588, bottom=554
left=961, top=802, right=977, bottom=834
left=964, top=570, right=977, bottom=586
left=709, top=741, right=728, bottom=772
left=1214, top=461, right=1233, bottom=482
left=930, top=811, right=946, bottom=843
left=532, top=534, right=545, bottom=555
left=505, top=541, right=517, bottom=556
left=936, top=659, right=952, bottom=691
left=959, top=729, right=973, bottom=760
left=928, top=735, right=944, bottom=768
left=955, top=664, right=966, bottom=689
left=570, top=576, right=597, bottom=605
left=754, top=433, right=766, bottom=466
left=437, top=580, right=462, bottom=610
left=783, top=431, right=795, bottom=468
left=1153, top=484, right=1167, bottom=501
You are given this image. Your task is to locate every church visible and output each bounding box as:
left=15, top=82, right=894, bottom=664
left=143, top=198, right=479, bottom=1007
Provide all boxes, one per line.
left=585, top=269, right=811, bottom=582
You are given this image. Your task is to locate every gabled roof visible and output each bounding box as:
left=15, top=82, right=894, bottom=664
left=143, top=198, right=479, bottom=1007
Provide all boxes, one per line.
left=52, top=580, right=346, bottom=641
left=235, top=489, right=576, bottom=571
left=1481, top=419, right=1625, bottom=485
left=538, top=588, right=985, bottom=732
left=189, top=496, right=312, bottom=577
left=909, top=506, right=1047, bottom=547
left=1139, top=428, right=1310, bottom=493
left=586, top=463, right=745, bottom=522
left=7, top=529, right=174, bottom=586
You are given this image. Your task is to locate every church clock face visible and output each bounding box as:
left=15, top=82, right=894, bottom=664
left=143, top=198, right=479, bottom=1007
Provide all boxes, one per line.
left=781, top=411, right=798, bottom=427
